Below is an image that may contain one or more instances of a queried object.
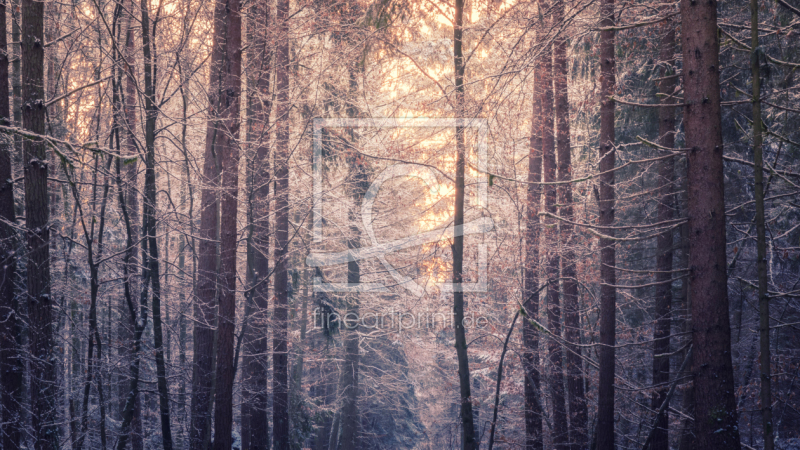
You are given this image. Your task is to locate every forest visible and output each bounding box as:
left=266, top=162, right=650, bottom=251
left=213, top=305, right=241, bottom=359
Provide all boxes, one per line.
left=0, top=0, right=799, bottom=448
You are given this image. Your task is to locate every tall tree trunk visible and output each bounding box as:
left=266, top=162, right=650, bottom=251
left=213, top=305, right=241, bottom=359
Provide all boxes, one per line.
left=211, top=0, right=243, bottom=444
left=21, top=0, right=57, bottom=444
left=114, top=150, right=149, bottom=450
left=272, top=0, right=291, bottom=447
left=524, top=20, right=544, bottom=450
left=650, top=20, right=677, bottom=450
left=242, top=0, right=272, bottom=446
left=539, top=8, right=569, bottom=447
left=452, top=1, right=477, bottom=448
left=595, top=0, right=617, bottom=445
left=120, top=17, right=144, bottom=450
left=0, top=0, right=22, bottom=444
left=338, top=79, right=366, bottom=448
left=680, top=0, right=741, bottom=446
left=553, top=2, right=588, bottom=446
left=137, top=0, right=175, bottom=446
left=750, top=1, right=773, bottom=448
left=190, top=0, right=235, bottom=443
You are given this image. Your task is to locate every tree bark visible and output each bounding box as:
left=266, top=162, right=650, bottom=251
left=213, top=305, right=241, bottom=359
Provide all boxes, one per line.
left=211, top=0, right=243, bottom=444
left=272, top=0, right=291, bottom=447
left=524, top=20, right=544, bottom=450
left=680, top=0, right=742, bottom=446
left=0, top=0, right=22, bottom=444
left=21, top=0, right=57, bottom=444
left=553, top=2, right=588, bottom=446
left=595, top=0, right=617, bottom=446
left=650, top=20, right=677, bottom=450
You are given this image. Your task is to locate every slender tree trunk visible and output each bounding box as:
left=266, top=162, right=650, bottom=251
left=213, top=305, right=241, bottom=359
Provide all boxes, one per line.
left=595, top=0, right=617, bottom=446
left=452, top=1, right=477, bottom=448
left=119, top=16, right=144, bottom=450
left=750, top=1, right=773, bottom=448
left=242, top=0, right=272, bottom=446
left=539, top=10, right=569, bottom=447
left=137, top=0, right=175, bottom=446
left=338, top=83, right=366, bottom=448
left=22, top=0, right=57, bottom=444
left=0, top=0, right=22, bottom=444
left=115, top=153, right=149, bottom=450
left=524, top=23, right=544, bottom=450
left=681, top=0, right=742, bottom=446
left=650, top=21, right=677, bottom=450
left=272, top=0, right=291, bottom=447
left=553, top=2, right=588, bottom=446
left=211, top=0, right=243, bottom=444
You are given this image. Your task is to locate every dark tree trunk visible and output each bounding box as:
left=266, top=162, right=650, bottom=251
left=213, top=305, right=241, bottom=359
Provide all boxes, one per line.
left=651, top=20, right=677, bottom=450
left=680, top=0, right=742, bottom=447
left=137, top=0, right=175, bottom=446
left=452, top=1, right=477, bottom=448
left=524, top=21, right=544, bottom=450
left=338, top=77, right=366, bottom=448
left=211, top=0, right=243, bottom=445
left=21, top=0, right=57, bottom=445
left=272, top=0, right=291, bottom=447
left=539, top=9, right=569, bottom=447
left=116, top=17, right=145, bottom=450
left=595, top=0, right=617, bottom=446
left=242, top=0, right=272, bottom=447
left=190, top=0, right=237, bottom=444
left=553, top=1, right=588, bottom=446
left=0, top=0, right=22, bottom=444
left=750, top=1, right=773, bottom=448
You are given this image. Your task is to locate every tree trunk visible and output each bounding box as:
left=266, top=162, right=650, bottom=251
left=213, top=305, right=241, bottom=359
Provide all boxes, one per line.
left=190, top=0, right=236, bottom=444
left=680, top=0, right=742, bottom=446
left=0, top=0, right=22, bottom=444
left=137, top=0, right=175, bottom=446
left=21, top=0, right=57, bottom=444
left=539, top=8, right=569, bottom=447
left=595, top=0, right=617, bottom=446
left=553, top=1, right=588, bottom=445
left=242, top=0, right=272, bottom=446
left=750, top=1, right=773, bottom=448
left=273, top=0, right=291, bottom=447
left=650, top=20, right=677, bottom=450
left=211, top=0, right=243, bottom=444
left=453, top=1, right=477, bottom=448
left=524, top=21, right=544, bottom=450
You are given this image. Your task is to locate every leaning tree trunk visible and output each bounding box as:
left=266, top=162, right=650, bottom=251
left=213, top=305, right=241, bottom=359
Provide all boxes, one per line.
left=452, top=0, right=477, bottom=448
left=680, top=0, right=741, bottom=446
left=595, top=0, right=617, bottom=446
left=211, top=0, right=243, bottom=445
left=242, top=0, right=272, bottom=447
left=21, top=0, right=57, bottom=445
left=553, top=1, right=588, bottom=446
left=651, top=20, right=677, bottom=450
left=273, top=0, right=291, bottom=447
